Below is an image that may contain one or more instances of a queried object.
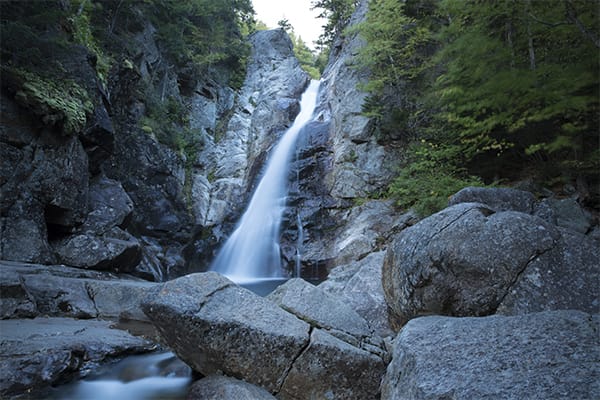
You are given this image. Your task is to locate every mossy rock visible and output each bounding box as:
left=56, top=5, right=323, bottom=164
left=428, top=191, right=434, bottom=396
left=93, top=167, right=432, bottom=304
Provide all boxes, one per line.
left=2, top=67, right=93, bottom=136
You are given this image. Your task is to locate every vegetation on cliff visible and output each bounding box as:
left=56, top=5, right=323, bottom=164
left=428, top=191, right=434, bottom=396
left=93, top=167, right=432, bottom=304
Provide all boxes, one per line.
left=355, top=0, right=599, bottom=215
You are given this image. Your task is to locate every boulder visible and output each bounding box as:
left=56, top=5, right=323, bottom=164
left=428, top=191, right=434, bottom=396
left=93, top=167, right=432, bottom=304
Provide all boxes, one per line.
left=268, top=278, right=383, bottom=353
left=187, top=375, right=276, bottom=400
left=0, top=317, right=155, bottom=397
left=381, top=310, right=600, bottom=400
left=448, top=186, right=536, bottom=213
left=143, top=272, right=389, bottom=399
left=497, top=227, right=599, bottom=315
left=52, top=227, right=142, bottom=272
left=279, top=328, right=386, bottom=400
left=319, top=251, right=396, bottom=337
left=83, top=174, right=133, bottom=233
left=382, top=202, right=600, bottom=325
left=534, top=197, right=594, bottom=234
left=142, top=272, right=310, bottom=393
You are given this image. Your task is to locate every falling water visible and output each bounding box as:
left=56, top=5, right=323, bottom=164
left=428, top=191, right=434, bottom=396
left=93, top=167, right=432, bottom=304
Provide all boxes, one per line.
left=209, top=80, right=320, bottom=283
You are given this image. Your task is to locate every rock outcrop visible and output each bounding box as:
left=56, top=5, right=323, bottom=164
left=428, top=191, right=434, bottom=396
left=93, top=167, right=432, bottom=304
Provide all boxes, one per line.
left=383, top=189, right=599, bottom=325
left=381, top=310, right=599, bottom=400
left=142, top=273, right=386, bottom=399
left=0, top=260, right=155, bottom=321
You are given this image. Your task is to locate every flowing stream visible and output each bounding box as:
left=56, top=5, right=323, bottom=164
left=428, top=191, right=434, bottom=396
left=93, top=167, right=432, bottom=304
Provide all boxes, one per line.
left=209, top=80, right=320, bottom=285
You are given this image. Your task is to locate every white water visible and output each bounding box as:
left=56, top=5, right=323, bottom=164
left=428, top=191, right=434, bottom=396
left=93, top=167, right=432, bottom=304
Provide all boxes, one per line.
left=210, top=80, right=320, bottom=283
left=57, top=352, right=191, bottom=400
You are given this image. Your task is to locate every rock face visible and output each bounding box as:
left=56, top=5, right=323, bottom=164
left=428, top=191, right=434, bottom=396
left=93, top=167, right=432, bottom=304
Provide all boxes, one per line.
left=383, top=192, right=600, bottom=325
left=185, top=28, right=310, bottom=271
left=282, top=0, right=407, bottom=278
left=0, top=317, right=155, bottom=397
left=142, top=273, right=386, bottom=399
left=381, top=310, right=600, bottom=400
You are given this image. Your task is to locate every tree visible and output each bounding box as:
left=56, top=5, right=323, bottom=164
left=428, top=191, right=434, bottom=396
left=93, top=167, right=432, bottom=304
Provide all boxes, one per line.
left=311, top=0, right=359, bottom=46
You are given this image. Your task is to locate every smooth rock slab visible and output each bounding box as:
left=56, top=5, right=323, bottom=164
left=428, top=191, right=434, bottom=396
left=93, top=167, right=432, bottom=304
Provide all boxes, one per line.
left=187, top=375, right=276, bottom=400
left=381, top=310, right=600, bottom=400
left=0, top=317, right=155, bottom=397
left=142, top=272, right=310, bottom=393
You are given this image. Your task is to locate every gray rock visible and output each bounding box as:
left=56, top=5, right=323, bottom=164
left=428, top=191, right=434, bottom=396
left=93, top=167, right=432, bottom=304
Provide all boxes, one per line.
left=0, top=317, right=155, bottom=397
left=534, top=197, right=594, bottom=234
left=0, top=260, right=155, bottom=321
left=449, top=186, right=536, bottom=213
left=279, top=328, right=386, bottom=400
left=268, top=278, right=380, bottom=351
left=319, top=251, right=395, bottom=337
left=187, top=375, right=276, bottom=400
left=381, top=311, right=600, bottom=400
left=497, top=228, right=599, bottom=315
left=83, top=174, right=133, bottom=233
left=382, top=203, right=559, bottom=324
left=52, top=227, right=142, bottom=272
left=142, top=272, right=310, bottom=393
left=383, top=202, right=599, bottom=325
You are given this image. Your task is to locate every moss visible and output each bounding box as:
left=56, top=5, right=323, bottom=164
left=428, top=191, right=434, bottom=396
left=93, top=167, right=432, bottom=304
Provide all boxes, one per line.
left=4, top=67, right=93, bottom=135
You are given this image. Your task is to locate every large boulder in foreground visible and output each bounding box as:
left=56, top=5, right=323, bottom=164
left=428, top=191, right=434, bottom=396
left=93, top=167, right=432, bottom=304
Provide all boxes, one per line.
left=381, top=310, right=599, bottom=400
left=142, top=272, right=310, bottom=393
left=142, top=273, right=386, bottom=399
left=383, top=202, right=599, bottom=325
left=0, top=317, right=154, bottom=397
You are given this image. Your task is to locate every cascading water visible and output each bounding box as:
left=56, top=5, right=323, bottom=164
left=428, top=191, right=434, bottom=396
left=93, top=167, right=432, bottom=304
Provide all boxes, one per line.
left=210, top=80, right=320, bottom=284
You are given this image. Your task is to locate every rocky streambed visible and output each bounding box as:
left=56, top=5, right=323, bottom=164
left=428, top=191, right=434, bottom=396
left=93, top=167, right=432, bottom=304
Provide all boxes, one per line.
left=1, top=187, right=598, bottom=399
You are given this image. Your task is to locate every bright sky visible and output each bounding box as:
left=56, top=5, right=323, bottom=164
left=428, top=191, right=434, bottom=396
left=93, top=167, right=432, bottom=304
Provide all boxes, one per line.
left=252, top=0, right=324, bottom=49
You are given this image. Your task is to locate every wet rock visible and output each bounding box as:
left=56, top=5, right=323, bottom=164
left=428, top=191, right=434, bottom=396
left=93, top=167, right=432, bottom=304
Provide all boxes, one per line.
left=142, top=272, right=310, bottom=393
left=381, top=311, right=600, bottom=400
left=383, top=202, right=599, bottom=326
left=187, top=375, right=276, bottom=400
left=0, top=317, right=155, bottom=397
left=448, top=186, right=536, bottom=213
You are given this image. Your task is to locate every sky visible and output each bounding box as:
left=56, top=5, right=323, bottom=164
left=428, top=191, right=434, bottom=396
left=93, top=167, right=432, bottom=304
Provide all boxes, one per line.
left=252, top=0, right=324, bottom=49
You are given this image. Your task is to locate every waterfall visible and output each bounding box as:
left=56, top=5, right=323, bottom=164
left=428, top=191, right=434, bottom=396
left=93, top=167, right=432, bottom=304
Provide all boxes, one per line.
left=210, top=80, right=320, bottom=284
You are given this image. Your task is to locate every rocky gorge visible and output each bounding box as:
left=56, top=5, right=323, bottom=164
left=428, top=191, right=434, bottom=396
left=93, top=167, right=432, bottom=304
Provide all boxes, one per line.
left=1, top=0, right=599, bottom=399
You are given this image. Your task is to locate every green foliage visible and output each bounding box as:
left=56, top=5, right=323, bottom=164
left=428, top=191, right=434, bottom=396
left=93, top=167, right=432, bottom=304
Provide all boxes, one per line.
left=356, top=0, right=599, bottom=210
left=3, top=67, right=93, bottom=135
left=311, top=0, right=359, bottom=48
left=290, top=32, right=322, bottom=79
left=388, top=141, right=484, bottom=216
left=143, top=0, right=255, bottom=88
left=68, top=1, right=111, bottom=82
